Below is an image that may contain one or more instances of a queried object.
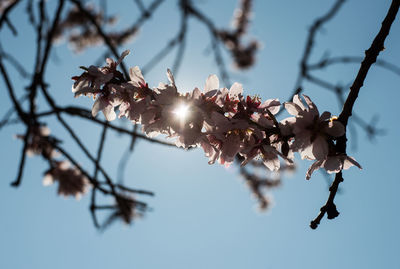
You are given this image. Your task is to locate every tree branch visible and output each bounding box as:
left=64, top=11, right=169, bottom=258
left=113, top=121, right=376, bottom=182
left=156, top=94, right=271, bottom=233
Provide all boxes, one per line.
left=310, top=0, right=400, bottom=229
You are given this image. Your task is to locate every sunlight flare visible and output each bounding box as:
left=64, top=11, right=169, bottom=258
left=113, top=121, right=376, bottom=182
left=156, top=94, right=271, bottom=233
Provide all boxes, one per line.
left=173, top=103, right=190, bottom=121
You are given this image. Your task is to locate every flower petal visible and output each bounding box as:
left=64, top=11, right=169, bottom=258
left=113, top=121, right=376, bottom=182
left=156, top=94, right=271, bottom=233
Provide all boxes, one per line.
left=220, top=134, right=241, bottom=164
left=293, top=94, right=305, bottom=110
left=92, top=98, right=104, bottom=117
left=43, top=174, right=54, bottom=186
left=279, top=117, right=296, bottom=136
left=311, top=136, right=328, bottom=160
left=263, top=157, right=280, bottom=171
left=229, top=82, right=243, bottom=99
left=88, top=65, right=103, bottom=76
left=72, top=77, right=90, bottom=93
left=129, top=66, right=145, bottom=86
left=300, top=143, right=314, bottom=160
left=166, top=68, right=176, bottom=86
left=102, top=104, right=116, bottom=121
left=205, top=75, right=219, bottom=93
left=323, top=156, right=342, bottom=174
left=191, top=87, right=201, bottom=100
left=262, top=98, right=281, bottom=114
left=284, top=102, right=302, bottom=116
left=302, top=94, right=319, bottom=116
left=74, top=87, right=98, bottom=98
left=319, top=111, right=331, bottom=121
left=306, top=160, right=323, bottom=180
left=324, top=121, right=345, bottom=137
left=343, top=156, right=362, bottom=170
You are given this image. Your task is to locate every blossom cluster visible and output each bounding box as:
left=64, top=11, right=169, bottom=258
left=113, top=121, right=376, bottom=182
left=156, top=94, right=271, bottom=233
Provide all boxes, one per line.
left=15, top=125, right=55, bottom=158
left=72, top=50, right=361, bottom=179
left=16, top=125, right=90, bottom=199
left=53, top=5, right=136, bottom=53
left=43, top=161, right=90, bottom=199
left=218, top=0, right=259, bottom=69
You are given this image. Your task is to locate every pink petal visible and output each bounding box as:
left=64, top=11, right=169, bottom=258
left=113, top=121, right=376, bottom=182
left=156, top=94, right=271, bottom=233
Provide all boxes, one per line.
left=324, top=121, right=345, bottom=137
left=262, top=99, right=281, bottom=114
left=43, top=174, right=54, bottom=186
left=92, top=98, right=103, bottom=117
left=106, top=58, right=114, bottom=67
left=343, top=156, right=362, bottom=170
left=229, top=82, right=243, bottom=99
left=302, top=95, right=314, bottom=108
left=74, top=87, right=97, bottom=97
left=240, top=147, right=260, bottom=166
left=102, top=104, right=116, bottom=121
left=293, top=94, right=305, bottom=110
left=191, top=87, right=201, bottom=99
left=279, top=117, right=296, bottom=136
left=129, top=66, right=145, bottom=86
left=72, top=78, right=90, bottom=93
left=263, top=158, right=280, bottom=171
left=284, top=102, right=302, bottom=116
left=88, top=65, right=103, bottom=76
left=306, top=160, right=323, bottom=180
left=166, top=69, right=176, bottom=86
left=261, top=145, right=282, bottom=171
left=311, top=136, right=328, bottom=160
left=300, top=148, right=313, bottom=160
left=205, top=75, right=219, bottom=93
left=220, top=134, right=241, bottom=164
left=302, top=94, right=319, bottom=116
left=323, top=156, right=342, bottom=174
left=319, top=111, right=331, bottom=121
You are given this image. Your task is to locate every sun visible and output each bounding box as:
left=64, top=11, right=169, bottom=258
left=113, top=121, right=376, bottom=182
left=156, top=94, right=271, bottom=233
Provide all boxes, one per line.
left=173, top=103, right=190, bottom=121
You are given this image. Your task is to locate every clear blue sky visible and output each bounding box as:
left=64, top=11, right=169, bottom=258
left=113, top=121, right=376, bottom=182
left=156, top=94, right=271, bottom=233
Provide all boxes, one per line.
left=1, top=0, right=399, bottom=268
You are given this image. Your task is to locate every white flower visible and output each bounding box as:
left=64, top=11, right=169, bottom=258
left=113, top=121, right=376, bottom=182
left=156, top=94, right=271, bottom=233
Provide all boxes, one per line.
left=73, top=50, right=132, bottom=121
left=105, top=50, right=130, bottom=70
left=129, top=66, right=146, bottom=88
left=306, top=154, right=362, bottom=180
left=204, top=74, right=219, bottom=94
left=43, top=161, right=90, bottom=199
left=200, top=135, right=222, bottom=165
left=73, top=49, right=129, bottom=97
left=16, top=125, right=56, bottom=158
left=91, top=90, right=122, bottom=121
left=118, top=96, right=149, bottom=122
left=72, top=66, right=113, bottom=97
left=203, top=112, right=254, bottom=166
left=284, top=94, right=344, bottom=160
left=258, top=98, right=281, bottom=115
left=240, top=143, right=282, bottom=171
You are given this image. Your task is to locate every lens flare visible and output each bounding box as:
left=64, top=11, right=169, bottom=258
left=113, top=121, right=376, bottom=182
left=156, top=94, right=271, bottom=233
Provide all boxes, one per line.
left=173, top=104, right=190, bottom=121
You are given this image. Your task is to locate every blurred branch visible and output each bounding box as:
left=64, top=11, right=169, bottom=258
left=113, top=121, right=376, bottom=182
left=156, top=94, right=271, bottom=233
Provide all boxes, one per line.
left=0, top=0, right=21, bottom=35
left=308, top=56, right=400, bottom=77
left=70, top=0, right=130, bottom=79
left=290, top=0, right=346, bottom=100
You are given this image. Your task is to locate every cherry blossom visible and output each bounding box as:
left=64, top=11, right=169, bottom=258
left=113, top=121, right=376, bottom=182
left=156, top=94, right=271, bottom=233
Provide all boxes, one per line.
left=284, top=94, right=345, bottom=160
left=15, top=125, right=57, bottom=158
left=43, top=161, right=90, bottom=199
left=306, top=155, right=362, bottom=180
left=72, top=50, right=130, bottom=121
left=71, top=52, right=361, bottom=180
